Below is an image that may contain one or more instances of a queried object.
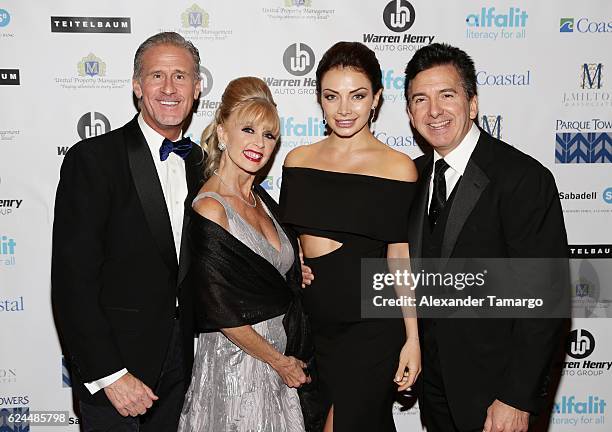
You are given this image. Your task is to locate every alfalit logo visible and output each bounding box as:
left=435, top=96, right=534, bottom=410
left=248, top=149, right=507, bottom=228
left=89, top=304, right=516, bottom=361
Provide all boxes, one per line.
left=51, top=16, right=131, bottom=33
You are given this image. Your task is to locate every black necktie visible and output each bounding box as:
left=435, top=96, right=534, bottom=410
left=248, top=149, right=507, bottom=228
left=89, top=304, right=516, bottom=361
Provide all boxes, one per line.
left=159, top=137, right=193, bottom=161
left=429, top=158, right=450, bottom=228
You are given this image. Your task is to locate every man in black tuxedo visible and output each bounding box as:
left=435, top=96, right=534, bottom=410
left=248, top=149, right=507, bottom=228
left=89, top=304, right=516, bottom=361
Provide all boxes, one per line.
left=52, top=32, right=203, bottom=431
left=404, top=43, right=567, bottom=432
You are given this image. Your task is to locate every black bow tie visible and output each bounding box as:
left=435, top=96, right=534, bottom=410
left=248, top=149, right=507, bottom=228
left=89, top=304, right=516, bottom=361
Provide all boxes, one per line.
left=159, top=137, right=193, bottom=161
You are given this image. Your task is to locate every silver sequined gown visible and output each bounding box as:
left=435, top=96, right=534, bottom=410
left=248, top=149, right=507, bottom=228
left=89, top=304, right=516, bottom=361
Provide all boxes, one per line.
left=178, top=192, right=305, bottom=432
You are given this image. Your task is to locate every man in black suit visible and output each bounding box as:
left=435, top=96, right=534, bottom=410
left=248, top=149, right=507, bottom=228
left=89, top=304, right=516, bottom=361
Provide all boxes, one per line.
left=52, top=32, right=203, bottom=431
left=404, top=43, right=567, bottom=432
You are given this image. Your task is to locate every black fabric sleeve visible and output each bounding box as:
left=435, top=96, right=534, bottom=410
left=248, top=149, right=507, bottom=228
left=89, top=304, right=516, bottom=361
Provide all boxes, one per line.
left=496, top=162, right=568, bottom=413
left=51, top=144, right=124, bottom=382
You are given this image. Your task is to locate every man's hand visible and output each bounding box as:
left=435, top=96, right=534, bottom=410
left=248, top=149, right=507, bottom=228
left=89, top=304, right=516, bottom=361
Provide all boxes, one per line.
left=103, top=373, right=158, bottom=417
left=483, top=399, right=529, bottom=432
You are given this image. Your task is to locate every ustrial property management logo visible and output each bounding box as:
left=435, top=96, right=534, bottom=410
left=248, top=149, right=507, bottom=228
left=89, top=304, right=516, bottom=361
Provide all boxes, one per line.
left=77, top=112, right=110, bottom=140
left=181, top=4, right=209, bottom=29
left=78, top=53, right=106, bottom=78
left=51, top=16, right=131, bottom=33
left=0, top=69, right=19, bottom=86
left=283, top=43, right=315, bottom=76
left=382, top=0, right=416, bottom=33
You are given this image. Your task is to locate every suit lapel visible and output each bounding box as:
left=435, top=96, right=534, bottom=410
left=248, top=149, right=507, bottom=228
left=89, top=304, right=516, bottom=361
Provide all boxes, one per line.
left=177, top=146, right=205, bottom=287
left=125, top=118, right=178, bottom=274
left=408, top=154, right=432, bottom=259
left=441, top=138, right=491, bottom=259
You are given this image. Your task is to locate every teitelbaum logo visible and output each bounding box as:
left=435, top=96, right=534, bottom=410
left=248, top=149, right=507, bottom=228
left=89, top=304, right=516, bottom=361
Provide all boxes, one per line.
left=51, top=16, right=131, bottom=33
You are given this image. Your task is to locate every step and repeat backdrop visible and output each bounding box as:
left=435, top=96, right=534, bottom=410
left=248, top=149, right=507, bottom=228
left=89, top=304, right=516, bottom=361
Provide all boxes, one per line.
left=1, top=0, right=611, bottom=430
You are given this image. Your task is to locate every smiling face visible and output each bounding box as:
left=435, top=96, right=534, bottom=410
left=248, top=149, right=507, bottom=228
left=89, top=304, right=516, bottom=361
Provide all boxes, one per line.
left=407, top=64, right=478, bottom=156
left=132, top=44, right=201, bottom=140
left=320, top=67, right=381, bottom=139
left=217, top=105, right=279, bottom=175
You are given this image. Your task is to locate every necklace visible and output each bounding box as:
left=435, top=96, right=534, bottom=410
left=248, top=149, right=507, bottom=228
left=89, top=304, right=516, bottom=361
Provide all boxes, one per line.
left=213, top=169, right=257, bottom=208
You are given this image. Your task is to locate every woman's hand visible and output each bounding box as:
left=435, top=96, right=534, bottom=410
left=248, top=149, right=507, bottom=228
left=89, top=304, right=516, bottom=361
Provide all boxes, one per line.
left=300, top=249, right=314, bottom=288
left=270, top=355, right=311, bottom=388
left=394, top=337, right=421, bottom=391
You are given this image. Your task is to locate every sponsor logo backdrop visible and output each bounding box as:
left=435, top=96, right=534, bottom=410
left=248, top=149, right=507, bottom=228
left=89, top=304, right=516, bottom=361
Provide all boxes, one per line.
left=0, top=0, right=610, bottom=430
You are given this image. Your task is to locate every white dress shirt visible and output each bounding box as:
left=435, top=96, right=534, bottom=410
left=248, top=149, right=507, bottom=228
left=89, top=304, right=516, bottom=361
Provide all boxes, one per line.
left=85, top=114, right=188, bottom=394
left=428, top=122, right=481, bottom=209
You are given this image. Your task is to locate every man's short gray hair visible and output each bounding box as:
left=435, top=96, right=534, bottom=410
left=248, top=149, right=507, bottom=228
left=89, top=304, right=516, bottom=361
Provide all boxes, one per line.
left=133, top=32, right=201, bottom=80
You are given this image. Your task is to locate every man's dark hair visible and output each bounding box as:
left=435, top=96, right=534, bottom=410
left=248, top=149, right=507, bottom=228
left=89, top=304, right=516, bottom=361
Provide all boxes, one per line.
left=404, top=43, right=477, bottom=101
left=316, top=41, right=383, bottom=104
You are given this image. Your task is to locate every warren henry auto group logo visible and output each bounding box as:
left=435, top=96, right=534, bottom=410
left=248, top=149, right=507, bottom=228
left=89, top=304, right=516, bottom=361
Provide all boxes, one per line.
left=364, top=1, right=435, bottom=53
left=564, top=329, right=612, bottom=379
left=195, top=65, right=220, bottom=121
left=262, top=43, right=317, bottom=98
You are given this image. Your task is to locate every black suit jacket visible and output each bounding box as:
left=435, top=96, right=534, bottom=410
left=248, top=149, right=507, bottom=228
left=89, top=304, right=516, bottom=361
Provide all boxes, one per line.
left=51, top=115, right=204, bottom=405
left=409, top=128, right=568, bottom=430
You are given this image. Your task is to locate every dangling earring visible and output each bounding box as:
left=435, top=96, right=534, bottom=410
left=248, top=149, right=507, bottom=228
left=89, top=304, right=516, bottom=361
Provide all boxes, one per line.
left=369, top=107, right=377, bottom=132
left=322, top=117, right=327, bottom=126
left=218, top=141, right=226, bottom=151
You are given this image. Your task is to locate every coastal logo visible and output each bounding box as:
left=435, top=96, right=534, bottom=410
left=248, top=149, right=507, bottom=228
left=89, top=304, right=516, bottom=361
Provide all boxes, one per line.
left=375, top=131, right=418, bottom=148
left=382, top=0, right=416, bottom=33
left=1, top=235, right=16, bottom=267
left=77, top=112, right=110, bottom=140
left=476, top=70, right=531, bottom=86
left=567, top=329, right=595, bottom=359
left=560, top=18, right=574, bottom=33
left=283, top=43, right=315, bottom=76
left=77, top=53, right=106, bottom=78
left=261, top=176, right=274, bottom=191
left=481, top=115, right=503, bottom=139
left=0, top=9, right=10, bottom=27
left=0, top=296, right=24, bottom=312
left=562, top=63, right=610, bottom=107
left=560, top=17, right=612, bottom=34
left=50, top=16, right=131, bottom=33
left=0, top=69, right=19, bottom=86
left=465, top=6, right=528, bottom=41
left=181, top=4, right=209, bottom=29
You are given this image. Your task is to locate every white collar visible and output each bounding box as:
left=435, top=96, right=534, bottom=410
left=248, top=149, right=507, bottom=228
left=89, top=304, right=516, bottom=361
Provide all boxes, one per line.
left=433, top=122, right=480, bottom=175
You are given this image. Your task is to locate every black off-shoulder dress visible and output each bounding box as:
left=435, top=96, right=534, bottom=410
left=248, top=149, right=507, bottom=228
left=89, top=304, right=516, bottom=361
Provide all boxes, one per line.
left=280, top=166, right=417, bottom=431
